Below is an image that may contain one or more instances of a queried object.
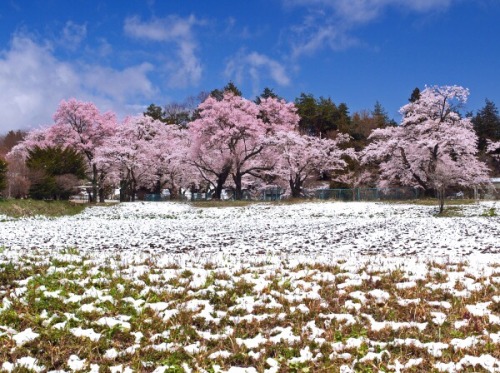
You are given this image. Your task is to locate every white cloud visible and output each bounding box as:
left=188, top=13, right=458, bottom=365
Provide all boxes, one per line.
left=82, top=63, right=156, bottom=102
left=225, top=51, right=290, bottom=96
left=61, top=21, right=87, bottom=49
left=124, top=15, right=202, bottom=87
left=287, top=0, right=453, bottom=19
left=290, top=15, right=360, bottom=58
left=0, top=35, right=157, bottom=133
left=333, top=0, right=453, bottom=22
left=287, top=0, right=455, bottom=57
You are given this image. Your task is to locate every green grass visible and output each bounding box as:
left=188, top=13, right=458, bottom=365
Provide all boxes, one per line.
left=0, top=199, right=86, bottom=218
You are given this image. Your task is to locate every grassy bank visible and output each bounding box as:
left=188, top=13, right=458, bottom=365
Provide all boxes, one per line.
left=0, top=199, right=86, bottom=218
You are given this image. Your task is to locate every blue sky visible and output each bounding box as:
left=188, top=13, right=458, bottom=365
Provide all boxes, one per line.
left=1, top=0, right=499, bottom=133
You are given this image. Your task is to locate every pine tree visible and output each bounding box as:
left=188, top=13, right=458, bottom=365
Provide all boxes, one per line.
left=143, top=104, right=166, bottom=122
left=372, top=101, right=390, bottom=128
left=210, top=82, right=242, bottom=101
left=409, top=87, right=421, bottom=103
left=472, top=99, right=500, bottom=151
left=26, top=146, right=87, bottom=200
left=255, top=87, right=279, bottom=104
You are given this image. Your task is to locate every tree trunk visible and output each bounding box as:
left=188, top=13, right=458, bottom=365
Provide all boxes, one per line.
left=153, top=179, right=162, bottom=194
left=130, top=181, right=136, bottom=202
left=437, top=187, right=445, bottom=214
left=169, top=185, right=178, bottom=200
left=119, top=180, right=126, bottom=202
left=91, top=164, right=98, bottom=203
left=289, top=177, right=302, bottom=198
left=99, top=188, right=105, bottom=203
left=233, top=171, right=243, bottom=200
left=213, top=182, right=223, bottom=200
left=212, top=165, right=231, bottom=200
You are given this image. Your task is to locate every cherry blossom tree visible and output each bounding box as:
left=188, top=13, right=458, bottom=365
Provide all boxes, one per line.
left=363, top=85, right=490, bottom=213
left=271, top=131, right=355, bottom=197
left=12, top=99, right=118, bottom=202
left=95, top=115, right=165, bottom=201
left=49, top=99, right=118, bottom=202
left=189, top=93, right=299, bottom=199
left=4, top=141, right=35, bottom=198
left=155, top=126, right=193, bottom=199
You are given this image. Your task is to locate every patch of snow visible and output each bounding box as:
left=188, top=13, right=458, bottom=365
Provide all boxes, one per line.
left=70, top=327, right=101, bottom=342
left=12, top=328, right=39, bottom=346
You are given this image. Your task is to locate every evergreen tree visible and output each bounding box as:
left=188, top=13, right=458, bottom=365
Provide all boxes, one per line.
left=26, top=146, right=87, bottom=200
left=336, top=103, right=351, bottom=133
left=317, top=97, right=339, bottom=134
left=255, top=87, right=279, bottom=104
left=295, top=94, right=351, bottom=137
left=144, top=104, right=166, bottom=122
left=472, top=99, right=500, bottom=151
left=295, top=93, right=318, bottom=135
left=409, top=87, right=421, bottom=103
left=372, top=101, right=391, bottom=128
left=210, top=82, right=242, bottom=101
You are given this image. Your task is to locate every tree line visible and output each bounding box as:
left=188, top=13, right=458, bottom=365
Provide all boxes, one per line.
left=1, top=84, right=499, bottom=209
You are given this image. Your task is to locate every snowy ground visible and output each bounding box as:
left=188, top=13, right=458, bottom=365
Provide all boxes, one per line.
left=1, top=201, right=499, bottom=258
left=0, top=201, right=499, bottom=372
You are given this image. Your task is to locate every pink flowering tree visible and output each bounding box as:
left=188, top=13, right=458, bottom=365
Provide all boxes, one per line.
left=189, top=93, right=299, bottom=199
left=46, top=99, right=118, bottom=202
left=155, top=126, right=193, bottom=199
left=363, top=85, right=490, bottom=213
left=95, top=115, right=169, bottom=201
left=271, top=131, right=355, bottom=197
left=6, top=128, right=55, bottom=198
left=8, top=100, right=117, bottom=202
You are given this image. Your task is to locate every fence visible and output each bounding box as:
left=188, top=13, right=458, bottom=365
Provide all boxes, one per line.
left=142, top=186, right=496, bottom=202
left=144, top=194, right=171, bottom=202
left=261, top=188, right=283, bottom=201
left=315, top=187, right=421, bottom=201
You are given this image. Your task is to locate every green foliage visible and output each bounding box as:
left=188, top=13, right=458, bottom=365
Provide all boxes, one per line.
left=294, top=93, right=381, bottom=141
left=144, top=103, right=166, bottom=122
left=372, top=101, right=394, bottom=128
left=255, top=87, right=280, bottom=104
left=144, top=103, right=192, bottom=126
left=26, top=146, right=86, bottom=200
left=210, top=81, right=242, bottom=101
left=294, top=93, right=351, bottom=136
left=472, top=99, right=500, bottom=151
left=409, top=87, right=421, bottom=103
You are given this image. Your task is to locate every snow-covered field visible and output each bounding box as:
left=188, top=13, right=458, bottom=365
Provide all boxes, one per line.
left=1, top=201, right=499, bottom=258
left=0, top=201, right=499, bottom=372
